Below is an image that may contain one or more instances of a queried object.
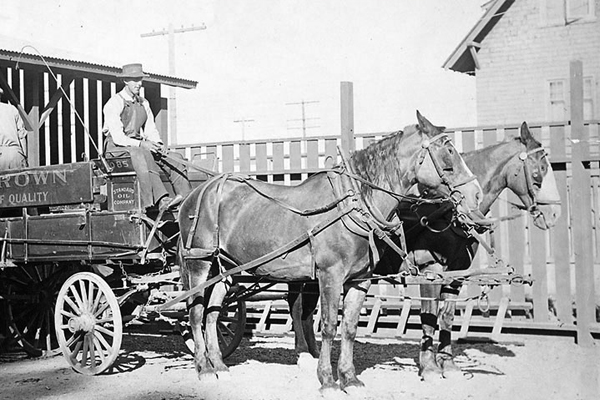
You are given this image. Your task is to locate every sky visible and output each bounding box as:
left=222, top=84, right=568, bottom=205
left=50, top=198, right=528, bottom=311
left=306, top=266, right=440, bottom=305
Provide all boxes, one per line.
left=0, top=0, right=484, bottom=145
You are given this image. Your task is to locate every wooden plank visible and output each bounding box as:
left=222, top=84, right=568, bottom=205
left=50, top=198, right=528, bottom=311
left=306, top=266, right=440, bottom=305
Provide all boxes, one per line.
left=569, top=61, right=595, bottom=346
left=239, top=143, right=251, bottom=172
left=490, top=297, right=510, bottom=341
left=272, top=141, right=284, bottom=172
left=221, top=144, right=234, bottom=173
left=395, top=299, right=412, bottom=338
left=74, top=78, right=85, bottom=161
left=290, top=140, right=301, bottom=171
left=306, top=139, right=319, bottom=170
left=324, top=138, right=337, bottom=168
left=87, top=79, right=99, bottom=160
left=340, top=82, right=355, bottom=154
left=530, top=219, right=548, bottom=323
left=255, top=143, right=268, bottom=173
left=458, top=299, right=474, bottom=338
left=507, top=195, right=526, bottom=303
left=24, top=70, right=41, bottom=167
left=364, top=298, right=382, bottom=337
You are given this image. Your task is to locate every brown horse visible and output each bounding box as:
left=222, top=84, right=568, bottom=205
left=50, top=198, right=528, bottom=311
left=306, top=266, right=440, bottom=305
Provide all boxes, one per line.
left=288, top=122, right=562, bottom=379
left=177, top=111, right=482, bottom=394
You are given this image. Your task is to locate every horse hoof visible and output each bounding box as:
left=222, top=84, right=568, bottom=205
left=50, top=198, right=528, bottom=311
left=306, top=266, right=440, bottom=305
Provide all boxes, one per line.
left=436, top=352, right=464, bottom=380
left=319, top=385, right=344, bottom=399
left=216, top=369, right=232, bottom=381
left=419, top=350, right=443, bottom=381
left=198, top=371, right=219, bottom=383
left=297, top=352, right=318, bottom=372
left=343, top=383, right=366, bottom=397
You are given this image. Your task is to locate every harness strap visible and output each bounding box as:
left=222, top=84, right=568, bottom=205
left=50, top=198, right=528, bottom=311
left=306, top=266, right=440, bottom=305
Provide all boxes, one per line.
left=159, top=204, right=357, bottom=311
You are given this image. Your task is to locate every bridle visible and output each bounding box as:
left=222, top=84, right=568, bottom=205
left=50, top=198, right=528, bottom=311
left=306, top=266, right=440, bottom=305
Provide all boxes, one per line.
left=414, top=132, right=478, bottom=210
left=516, top=146, right=561, bottom=218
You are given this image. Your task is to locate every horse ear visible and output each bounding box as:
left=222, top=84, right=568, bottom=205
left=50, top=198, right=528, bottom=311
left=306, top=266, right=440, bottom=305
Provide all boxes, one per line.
left=519, top=121, right=535, bottom=146
left=416, top=110, right=444, bottom=136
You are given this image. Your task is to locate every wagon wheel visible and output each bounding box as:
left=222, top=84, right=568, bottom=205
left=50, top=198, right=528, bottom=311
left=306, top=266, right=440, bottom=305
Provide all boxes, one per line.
left=54, top=272, right=122, bottom=375
left=181, top=287, right=247, bottom=358
left=3, top=263, right=78, bottom=357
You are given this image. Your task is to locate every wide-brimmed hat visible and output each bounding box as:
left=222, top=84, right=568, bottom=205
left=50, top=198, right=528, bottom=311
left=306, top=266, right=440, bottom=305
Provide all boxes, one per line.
left=117, top=63, right=150, bottom=79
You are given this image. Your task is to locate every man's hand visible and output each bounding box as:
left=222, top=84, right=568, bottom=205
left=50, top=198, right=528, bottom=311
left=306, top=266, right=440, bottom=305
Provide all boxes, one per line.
left=140, top=139, right=162, bottom=154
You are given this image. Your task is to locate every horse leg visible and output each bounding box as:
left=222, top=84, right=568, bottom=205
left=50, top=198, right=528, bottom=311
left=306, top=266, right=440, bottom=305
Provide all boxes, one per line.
left=419, top=264, right=443, bottom=380
left=301, top=281, right=320, bottom=358
left=204, top=280, right=230, bottom=379
left=288, top=283, right=311, bottom=355
left=338, top=279, right=370, bottom=393
left=436, top=284, right=464, bottom=379
left=316, top=272, right=343, bottom=394
left=289, top=282, right=320, bottom=370
left=185, top=259, right=217, bottom=381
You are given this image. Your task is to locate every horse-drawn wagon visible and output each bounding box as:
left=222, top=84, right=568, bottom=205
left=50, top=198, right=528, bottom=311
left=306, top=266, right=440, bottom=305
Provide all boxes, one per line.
left=0, top=110, right=559, bottom=394
left=0, top=153, right=251, bottom=374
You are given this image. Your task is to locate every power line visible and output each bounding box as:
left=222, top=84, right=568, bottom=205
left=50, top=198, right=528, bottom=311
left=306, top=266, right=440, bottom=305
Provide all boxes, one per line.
left=233, top=117, right=255, bottom=141
left=140, top=23, right=206, bottom=145
left=285, top=100, right=320, bottom=140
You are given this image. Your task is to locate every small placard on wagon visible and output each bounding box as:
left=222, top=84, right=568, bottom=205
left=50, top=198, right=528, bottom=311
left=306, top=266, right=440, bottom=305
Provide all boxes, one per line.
left=0, top=162, right=94, bottom=208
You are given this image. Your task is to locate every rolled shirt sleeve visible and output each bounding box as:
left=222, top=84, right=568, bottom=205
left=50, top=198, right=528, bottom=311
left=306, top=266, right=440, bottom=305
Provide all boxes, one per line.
left=140, top=98, right=163, bottom=145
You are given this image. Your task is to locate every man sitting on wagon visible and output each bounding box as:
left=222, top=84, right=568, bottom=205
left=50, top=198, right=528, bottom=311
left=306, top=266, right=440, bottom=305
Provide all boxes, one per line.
left=102, top=63, right=191, bottom=212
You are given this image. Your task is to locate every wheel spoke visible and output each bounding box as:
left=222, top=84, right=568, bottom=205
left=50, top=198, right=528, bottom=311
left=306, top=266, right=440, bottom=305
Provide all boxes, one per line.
left=87, top=280, right=96, bottom=306
left=91, top=290, right=105, bottom=314
left=69, top=340, right=83, bottom=363
left=78, top=279, right=89, bottom=310
left=93, top=335, right=107, bottom=364
left=94, top=330, right=112, bottom=354
left=94, top=324, right=115, bottom=337
left=59, top=309, right=77, bottom=319
left=218, top=322, right=235, bottom=338
left=63, top=295, right=82, bottom=316
left=68, top=285, right=85, bottom=313
left=81, top=335, right=91, bottom=366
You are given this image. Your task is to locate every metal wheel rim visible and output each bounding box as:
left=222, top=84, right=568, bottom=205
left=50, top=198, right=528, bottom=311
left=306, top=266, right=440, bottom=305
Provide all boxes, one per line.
left=54, top=272, right=122, bottom=375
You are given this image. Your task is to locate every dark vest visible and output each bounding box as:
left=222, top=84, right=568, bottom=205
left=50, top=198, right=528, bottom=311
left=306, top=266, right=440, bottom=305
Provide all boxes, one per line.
left=119, top=94, right=148, bottom=139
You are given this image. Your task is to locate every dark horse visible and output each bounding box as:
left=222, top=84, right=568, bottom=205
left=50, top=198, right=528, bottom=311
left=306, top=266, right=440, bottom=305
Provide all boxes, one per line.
left=399, top=121, right=561, bottom=380
left=177, top=112, right=482, bottom=394
left=288, top=121, right=562, bottom=380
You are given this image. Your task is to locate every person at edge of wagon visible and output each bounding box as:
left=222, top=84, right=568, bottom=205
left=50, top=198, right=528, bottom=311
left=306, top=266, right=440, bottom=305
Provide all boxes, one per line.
left=102, top=63, right=191, bottom=211
left=0, top=87, right=28, bottom=170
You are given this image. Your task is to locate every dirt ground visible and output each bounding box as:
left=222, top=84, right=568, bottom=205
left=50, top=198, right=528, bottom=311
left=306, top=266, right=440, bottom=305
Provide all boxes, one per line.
left=1, top=331, right=599, bottom=400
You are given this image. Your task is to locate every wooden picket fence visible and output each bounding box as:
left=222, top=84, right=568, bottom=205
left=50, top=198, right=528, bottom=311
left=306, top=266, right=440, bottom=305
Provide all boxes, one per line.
left=172, top=119, right=600, bottom=344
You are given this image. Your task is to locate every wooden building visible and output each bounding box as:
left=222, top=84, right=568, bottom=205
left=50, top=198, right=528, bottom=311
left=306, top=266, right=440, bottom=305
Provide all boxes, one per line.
left=443, top=0, right=599, bottom=125
left=0, top=48, right=197, bottom=167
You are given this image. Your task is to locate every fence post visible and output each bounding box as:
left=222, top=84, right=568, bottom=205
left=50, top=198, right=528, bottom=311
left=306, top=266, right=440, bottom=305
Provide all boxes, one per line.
left=340, top=82, right=355, bottom=155
left=570, top=60, right=595, bottom=347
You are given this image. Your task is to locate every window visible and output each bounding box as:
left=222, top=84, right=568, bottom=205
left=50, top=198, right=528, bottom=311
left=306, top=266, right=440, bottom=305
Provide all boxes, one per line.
left=549, top=80, right=567, bottom=121
left=541, top=0, right=595, bottom=25
left=583, top=77, right=595, bottom=120
left=548, top=78, right=595, bottom=121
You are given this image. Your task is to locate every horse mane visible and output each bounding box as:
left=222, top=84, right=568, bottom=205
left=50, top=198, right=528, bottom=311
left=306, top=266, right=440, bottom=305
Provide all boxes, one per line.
left=350, top=124, right=419, bottom=196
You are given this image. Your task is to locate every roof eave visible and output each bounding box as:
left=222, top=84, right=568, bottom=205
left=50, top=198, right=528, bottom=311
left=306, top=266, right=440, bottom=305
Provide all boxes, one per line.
left=442, top=0, right=515, bottom=75
left=0, top=49, right=197, bottom=89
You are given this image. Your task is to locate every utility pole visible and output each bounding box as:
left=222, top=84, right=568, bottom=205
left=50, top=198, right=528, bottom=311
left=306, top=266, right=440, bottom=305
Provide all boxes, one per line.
left=286, top=99, right=320, bottom=138
left=141, top=22, right=206, bottom=145
left=233, top=118, right=255, bottom=141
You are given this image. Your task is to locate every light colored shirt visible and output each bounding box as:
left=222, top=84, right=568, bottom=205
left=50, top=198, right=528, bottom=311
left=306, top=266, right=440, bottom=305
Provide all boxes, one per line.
left=0, top=102, right=27, bottom=147
left=102, top=88, right=162, bottom=147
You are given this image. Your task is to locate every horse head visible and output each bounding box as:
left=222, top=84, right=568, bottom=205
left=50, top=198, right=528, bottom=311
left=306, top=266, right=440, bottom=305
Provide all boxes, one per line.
left=411, top=111, right=482, bottom=215
left=506, top=122, right=562, bottom=229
